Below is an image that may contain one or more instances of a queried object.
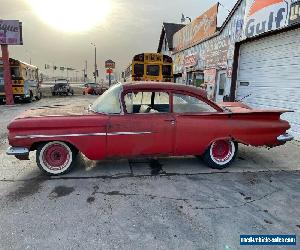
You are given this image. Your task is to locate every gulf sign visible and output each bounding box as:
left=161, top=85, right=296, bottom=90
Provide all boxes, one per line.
left=244, top=0, right=300, bottom=38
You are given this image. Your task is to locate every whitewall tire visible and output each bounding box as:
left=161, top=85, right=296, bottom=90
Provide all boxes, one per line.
left=203, top=140, right=238, bottom=170
left=36, top=141, right=77, bottom=175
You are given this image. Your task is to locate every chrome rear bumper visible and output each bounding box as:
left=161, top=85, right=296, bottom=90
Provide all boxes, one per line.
left=6, top=147, right=29, bottom=156
left=277, top=133, right=294, bottom=142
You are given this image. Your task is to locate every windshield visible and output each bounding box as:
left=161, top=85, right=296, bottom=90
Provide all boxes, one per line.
left=146, top=65, right=159, bottom=76
left=91, top=84, right=122, bottom=114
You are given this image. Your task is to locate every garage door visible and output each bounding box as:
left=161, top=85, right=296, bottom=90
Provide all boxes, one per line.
left=236, top=28, right=300, bottom=140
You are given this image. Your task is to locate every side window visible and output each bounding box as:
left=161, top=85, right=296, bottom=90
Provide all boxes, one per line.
left=173, top=93, right=217, bottom=113
left=124, top=91, right=169, bottom=114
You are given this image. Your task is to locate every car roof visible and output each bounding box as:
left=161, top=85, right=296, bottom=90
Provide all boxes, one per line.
left=122, top=82, right=207, bottom=97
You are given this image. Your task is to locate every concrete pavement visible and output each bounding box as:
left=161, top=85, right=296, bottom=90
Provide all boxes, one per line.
left=0, top=96, right=299, bottom=249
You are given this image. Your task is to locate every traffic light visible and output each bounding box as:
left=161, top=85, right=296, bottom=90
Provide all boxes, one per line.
left=93, top=72, right=95, bottom=77
left=96, top=70, right=99, bottom=77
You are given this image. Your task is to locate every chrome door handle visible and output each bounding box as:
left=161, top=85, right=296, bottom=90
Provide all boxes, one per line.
left=164, top=119, right=176, bottom=125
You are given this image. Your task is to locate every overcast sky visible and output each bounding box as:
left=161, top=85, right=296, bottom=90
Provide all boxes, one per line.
left=1, top=0, right=236, bottom=79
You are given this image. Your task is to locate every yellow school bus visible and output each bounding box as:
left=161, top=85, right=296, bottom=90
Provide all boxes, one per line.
left=0, top=58, right=42, bottom=102
left=123, top=53, right=173, bottom=82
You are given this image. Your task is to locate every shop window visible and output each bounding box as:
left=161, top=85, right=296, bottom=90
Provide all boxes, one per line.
left=218, top=73, right=226, bottom=95
left=173, top=93, right=217, bottom=113
left=194, top=72, right=204, bottom=87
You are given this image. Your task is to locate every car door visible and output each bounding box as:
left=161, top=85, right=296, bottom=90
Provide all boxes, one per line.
left=108, top=90, right=175, bottom=157
left=172, top=92, right=219, bottom=155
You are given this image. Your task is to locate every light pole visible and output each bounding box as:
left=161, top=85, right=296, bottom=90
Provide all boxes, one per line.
left=91, top=43, right=97, bottom=84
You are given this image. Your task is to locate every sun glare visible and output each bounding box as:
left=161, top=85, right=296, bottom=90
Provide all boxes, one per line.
left=26, top=0, right=112, bottom=33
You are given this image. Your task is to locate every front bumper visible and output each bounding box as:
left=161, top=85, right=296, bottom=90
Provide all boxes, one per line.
left=277, top=133, right=294, bottom=142
left=6, top=147, right=30, bottom=160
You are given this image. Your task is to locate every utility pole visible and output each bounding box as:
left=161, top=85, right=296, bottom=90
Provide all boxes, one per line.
left=85, top=60, right=88, bottom=82
left=91, top=43, right=97, bottom=84
left=1, top=45, right=14, bottom=105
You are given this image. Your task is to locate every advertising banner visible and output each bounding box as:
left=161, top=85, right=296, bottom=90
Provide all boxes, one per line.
left=204, top=37, right=230, bottom=69
left=244, top=0, right=300, bottom=38
left=204, top=69, right=217, bottom=85
left=184, top=54, right=198, bottom=68
left=173, top=4, right=218, bottom=52
left=0, top=20, right=22, bottom=45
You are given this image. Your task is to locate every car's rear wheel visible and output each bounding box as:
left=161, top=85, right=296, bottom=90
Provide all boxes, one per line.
left=203, top=140, right=238, bottom=170
left=36, top=141, right=77, bottom=175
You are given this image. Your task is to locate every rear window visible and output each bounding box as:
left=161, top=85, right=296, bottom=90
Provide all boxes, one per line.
left=173, top=93, right=217, bottom=113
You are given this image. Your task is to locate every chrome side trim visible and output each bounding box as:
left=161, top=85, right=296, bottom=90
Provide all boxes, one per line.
left=277, top=133, right=294, bottom=142
left=6, top=146, right=29, bottom=156
left=15, top=131, right=153, bottom=139
left=107, top=132, right=152, bottom=136
left=15, top=133, right=106, bottom=139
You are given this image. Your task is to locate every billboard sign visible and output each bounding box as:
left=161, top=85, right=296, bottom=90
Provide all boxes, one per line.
left=105, top=59, right=115, bottom=69
left=184, top=54, right=198, bottom=68
left=244, top=0, right=300, bottom=38
left=173, top=4, right=218, bottom=52
left=0, top=20, right=22, bottom=45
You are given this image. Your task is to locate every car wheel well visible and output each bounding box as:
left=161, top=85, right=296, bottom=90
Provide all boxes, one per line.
left=30, top=141, right=78, bottom=152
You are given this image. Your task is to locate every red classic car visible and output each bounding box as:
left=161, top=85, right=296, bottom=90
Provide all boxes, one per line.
left=7, top=82, right=293, bottom=175
left=83, top=83, right=108, bottom=95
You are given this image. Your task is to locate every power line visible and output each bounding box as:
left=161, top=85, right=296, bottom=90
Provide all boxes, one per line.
left=218, top=1, right=231, bottom=13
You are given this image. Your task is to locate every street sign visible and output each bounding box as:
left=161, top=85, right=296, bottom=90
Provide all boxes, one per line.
left=106, top=68, right=113, bottom=74
left=0, top=20, right=22, bottom=45
left=105, top=59, right=115, bottom=69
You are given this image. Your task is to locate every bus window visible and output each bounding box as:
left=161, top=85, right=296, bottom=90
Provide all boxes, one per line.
left=146, top=65, right=159, bottom=76
left=134, top=64, right=144, bottom=76
left=10, top=67, right=20, bottom=79
left=162, top=65, right=172, bottom=76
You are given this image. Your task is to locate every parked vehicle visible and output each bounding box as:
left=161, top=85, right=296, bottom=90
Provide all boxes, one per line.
left=0, top=58, right=42, bottom=103
left=51, top=79, right=74, bottom=96
left=7, top=82, right=293, bottom=175
left=83, top=83, right=108, bottom=95
left=123, top=53, right=173, bottom=82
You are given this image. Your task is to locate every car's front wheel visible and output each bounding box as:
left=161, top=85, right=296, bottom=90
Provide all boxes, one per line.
left=36, top=141, right=77, bottom=175
left=203, top=140, right=238, bottom=170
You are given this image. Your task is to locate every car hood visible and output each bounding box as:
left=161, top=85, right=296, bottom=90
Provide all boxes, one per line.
left=17, top=104, right=91, bottom=118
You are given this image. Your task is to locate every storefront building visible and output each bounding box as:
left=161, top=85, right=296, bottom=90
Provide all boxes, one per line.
left=158, top=0, right=300, bottom=139
left=157, top=23, right=185, bottom=58
left=231, top=0, right=300, bottom=140
left=171, top=1, right=245, bottom=101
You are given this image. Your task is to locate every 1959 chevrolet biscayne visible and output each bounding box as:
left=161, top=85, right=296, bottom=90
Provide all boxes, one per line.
left=7, top=82, right=293, bottom=175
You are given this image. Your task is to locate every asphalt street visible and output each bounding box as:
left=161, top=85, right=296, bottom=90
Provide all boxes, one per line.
left=0, top=95, right=299, bottom=250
